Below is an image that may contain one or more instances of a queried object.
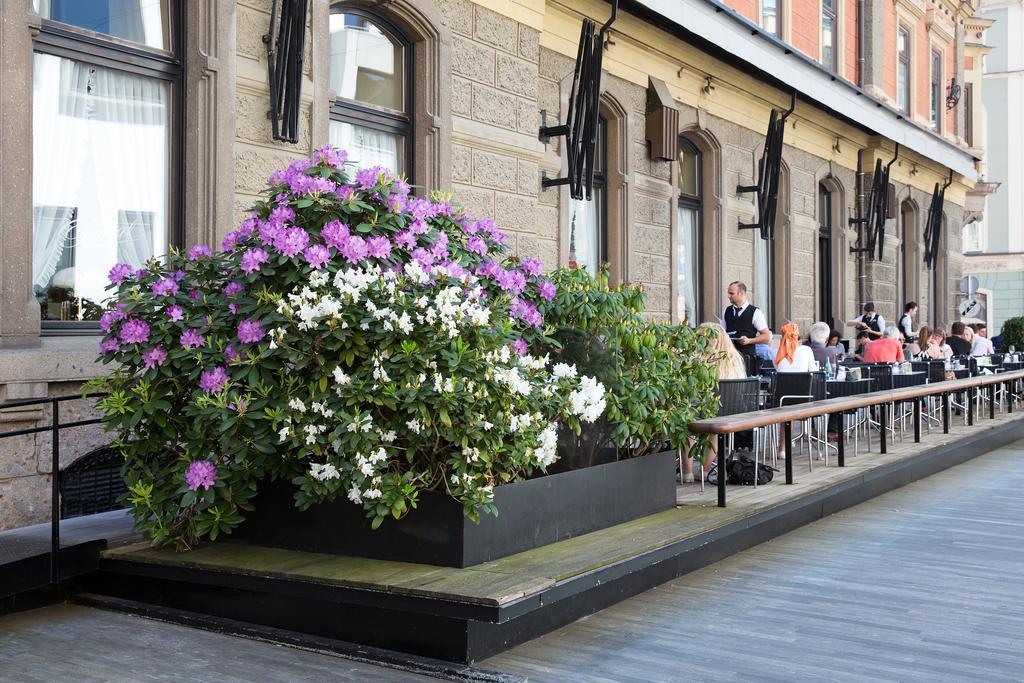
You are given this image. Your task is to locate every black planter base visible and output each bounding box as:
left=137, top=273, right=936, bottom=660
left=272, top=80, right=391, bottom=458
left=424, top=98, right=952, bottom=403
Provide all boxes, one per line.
left=234, top=450, right=677, bottom=567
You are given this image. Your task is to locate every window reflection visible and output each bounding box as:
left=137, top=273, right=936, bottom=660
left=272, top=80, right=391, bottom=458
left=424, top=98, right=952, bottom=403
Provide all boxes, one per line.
left=34, top=0, right=170, bottom=50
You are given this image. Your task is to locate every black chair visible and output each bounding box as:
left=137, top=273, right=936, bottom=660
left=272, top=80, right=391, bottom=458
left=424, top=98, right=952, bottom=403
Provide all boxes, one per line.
left=59, top=445, right=127, bottom=519
left=769, top=372, right=825, bottom=470
left=691, top=378, right=761, bottom=491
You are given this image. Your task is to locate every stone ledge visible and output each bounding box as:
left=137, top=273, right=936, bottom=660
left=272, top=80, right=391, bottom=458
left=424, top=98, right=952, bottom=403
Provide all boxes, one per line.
left=0, top=337, right=111, bottom=385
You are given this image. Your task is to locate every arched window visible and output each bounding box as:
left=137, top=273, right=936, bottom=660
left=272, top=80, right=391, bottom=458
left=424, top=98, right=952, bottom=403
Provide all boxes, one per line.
left=568, top=116, right=607, bottom=275
left=818, top=183, right=834, bottom=328
left=677, top=137, right=702, bottom=324
left=899, top=200, right=917, bottom=307
left=328, top=8, right=412, bottom=177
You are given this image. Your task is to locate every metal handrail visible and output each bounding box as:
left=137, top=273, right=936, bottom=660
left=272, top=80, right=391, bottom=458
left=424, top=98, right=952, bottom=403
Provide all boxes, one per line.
left=0, top=392, right=109, bottom=584
left=689, top=369, right=1024, bottom=508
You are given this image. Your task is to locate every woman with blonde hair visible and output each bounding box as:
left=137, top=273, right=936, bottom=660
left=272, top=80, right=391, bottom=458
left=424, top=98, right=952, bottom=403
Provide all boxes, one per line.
left=699, top=322, right=747, bottom=380
left=682, top=323, right=748, bottom=482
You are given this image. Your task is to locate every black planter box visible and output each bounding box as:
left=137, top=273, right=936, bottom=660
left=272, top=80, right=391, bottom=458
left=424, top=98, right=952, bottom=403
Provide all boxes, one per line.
left=233, top=450, right=677, bottom=567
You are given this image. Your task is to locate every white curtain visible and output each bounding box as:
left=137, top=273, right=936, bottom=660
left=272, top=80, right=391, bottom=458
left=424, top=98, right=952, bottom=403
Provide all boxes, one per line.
left=32, top=206, right=76, bottom=290
left=118, top=210, right=155, bottom=268
left=32, top=52, right=167, bottom=315
left=330, top=120, right=401, bottom=173
left=569, top=191, right=602, bottom=274
left=677, top=206, right=698, bottom=324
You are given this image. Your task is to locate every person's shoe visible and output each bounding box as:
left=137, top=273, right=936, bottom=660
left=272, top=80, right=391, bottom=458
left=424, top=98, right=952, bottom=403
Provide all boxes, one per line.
left=683, top=472, right=695, bottom=483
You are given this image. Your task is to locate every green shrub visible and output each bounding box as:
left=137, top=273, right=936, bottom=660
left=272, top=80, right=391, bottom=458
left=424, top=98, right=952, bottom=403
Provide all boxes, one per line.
left=1000, top=316, right=1024, bottom=352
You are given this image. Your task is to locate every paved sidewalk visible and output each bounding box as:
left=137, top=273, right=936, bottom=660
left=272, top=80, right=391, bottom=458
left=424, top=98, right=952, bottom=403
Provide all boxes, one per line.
left=0, top=603, right=440, bottom=682
left=486, top=441, right=1024, bottom=682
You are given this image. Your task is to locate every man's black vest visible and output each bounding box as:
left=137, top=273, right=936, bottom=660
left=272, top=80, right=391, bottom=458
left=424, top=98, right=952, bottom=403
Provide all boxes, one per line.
left=863, top=314, right=882, bottom=333
left=724, top=304, right=759, bottom=343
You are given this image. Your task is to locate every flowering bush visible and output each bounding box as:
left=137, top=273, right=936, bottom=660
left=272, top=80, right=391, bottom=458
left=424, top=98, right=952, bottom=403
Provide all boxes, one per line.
left=537, top=267, right=719, bottom=462
left=89, top=147, right=604, bottom=548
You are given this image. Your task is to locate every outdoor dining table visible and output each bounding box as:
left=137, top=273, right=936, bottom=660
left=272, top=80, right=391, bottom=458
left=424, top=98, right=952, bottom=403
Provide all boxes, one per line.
left=890, top=371, right=927, bottom=389
left=825, top=378, right=873, bottom=398
left=953, top=368, right=971, bottom=380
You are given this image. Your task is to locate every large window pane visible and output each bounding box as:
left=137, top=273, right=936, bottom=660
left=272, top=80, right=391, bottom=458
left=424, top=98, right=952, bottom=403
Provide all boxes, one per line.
left=569, top=191, right=603, bottom=274
left=330, top=120, right=404, bottom=174
left=677, top=206, right=699, bottom=324
left=897, top=26, right=910, bottom=114
left=755, top=235, right=773, bottom=327
left=32, top=52, right=168, bottom=321
left=34, top=0, right=170, bottom=50
left=762, top=0, right=779, bottom=36
left=330, top=13, right=404, bottom=111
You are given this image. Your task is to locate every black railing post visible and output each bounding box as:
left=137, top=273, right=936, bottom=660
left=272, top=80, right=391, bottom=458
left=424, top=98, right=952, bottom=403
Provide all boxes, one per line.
left=717, top=434, right=727, bottom=508
left=913, top=398, right=921, bottom=443
left=880, top=403, right=887, bottom=454
left=989, top=384, right=996, bottom=420
left=784, top=421, right=793, bottom=484
left=837, top=412, right=845, bottom=467
left=968, top=387, right=975, bottom=426
left=1008, top=380, right=1014, bottom=413
left=50, top=399, right=60, bottom=585
left=943, top=392, right=950, bottom=434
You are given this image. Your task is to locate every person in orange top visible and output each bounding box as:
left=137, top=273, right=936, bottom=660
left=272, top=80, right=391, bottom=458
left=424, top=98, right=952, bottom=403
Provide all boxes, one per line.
left=862, top=326, right=905, bottom=363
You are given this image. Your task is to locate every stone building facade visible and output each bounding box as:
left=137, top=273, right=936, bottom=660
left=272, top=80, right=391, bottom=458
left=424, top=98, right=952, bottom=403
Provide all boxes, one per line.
left=0, top=0, right=986, bottom=528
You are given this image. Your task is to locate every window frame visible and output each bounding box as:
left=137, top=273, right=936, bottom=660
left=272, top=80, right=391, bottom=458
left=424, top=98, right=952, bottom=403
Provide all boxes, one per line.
left=677, top=136, right=703, bottom=325
left=568, top=117, right=608, bottom=271
left=930, top=47, right=943, bottom=133
left=821, top=0, right=838, bottom=73
left=897, top=24, right=911, bottom=116
left=32, top=4, right=185, bottom=335
left=762, top=0, right=782, bottom=39
left=817, top=183, right=834, bottom=329
left=328, top=5, right=415, bottom=180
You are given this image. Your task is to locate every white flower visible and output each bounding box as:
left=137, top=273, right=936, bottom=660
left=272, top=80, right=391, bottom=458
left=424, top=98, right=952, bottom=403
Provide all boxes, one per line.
left=332, top=366, right=351, bottom=385
left=369, top=447, right=388, bottom=464
left=379, top=430, right=396, bottom=443
left=534, top=423, right=559, bottom=468
left=364, top=488, right=382, bottom=500
left=397, top=311, right=414, bottom=334
left=347, top=483, right=363, bottom=504
left=407, top=419, right=422, bottom=434
left=309, top=462, right=339, bottom=481
left=348, top=413, right=373, bottom=433
left=278, top=427, right=290, bottom=442
left=551, top=363, right=578, bottom=379
left=568, top=375, right=606, bottom=423
left=288, top=398, right=307, bottom=413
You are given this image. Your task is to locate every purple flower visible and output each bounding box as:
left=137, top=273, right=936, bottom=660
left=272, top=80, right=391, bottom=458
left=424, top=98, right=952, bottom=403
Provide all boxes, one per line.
left=199, top=366, right=229, bottom=394
left=322, top=220, right=350, bottom=250
left=221, top=230, right=242, bottom=251
left=274, top=226, right=310, bottom=258
left=99, top=337, right=120, bottom=354
left=240, top=247, right=270, bottom=274
left=172, top=269, right=186, bottom=282
left=511, top=339, right=529, bottom=356
left=394, top=229, right=416, bottom=250
left=142, top=346, right=168, bottom=370
left=314, top=145, right=348, bottom=168
left=187, top=245, right=212, bottom=260
left=180, top=329, right=206, bottom=350
left=510, top=298, right=543, bottom=327
left=223, top=281, right=244, bottom=297
left=521, top=259, right=544, bottom=276
left=119, top=319, right=150, bottom=345
left=151, top=277, right=179, bottom=298
left=340, top=235, right=368, bottom=264
left=225, top=343, right=241, bottom=362
left=108, top=263, right=133, bottom=285
left=476, top=259, right=501, bottom=278
left=304, top=244, right=331, bottom=269
left=185, top=460, right=218, bottom=491
left=189, top=290, right=202, bottom=301
left=409, top=218, right=429, bottom=235
left=228, top=303, right=238, bottom=315
left=355, top=165, right=392, bottom=190
left=100, top=308, right=126, bottom=333
left=237, top=319, right=266, bottom=344
left=410, top=247, right=434, bottom=268
left=366, top=235, right=392, bottom=259
left=258, top=220, right=281, bottom=245
left=466, top=235, right=488, bottom=255
left=166, top=305, right=184, bottom=322
left=496, top=269, right=526, bottom=295
left=537, top=279, right=557, bottom=302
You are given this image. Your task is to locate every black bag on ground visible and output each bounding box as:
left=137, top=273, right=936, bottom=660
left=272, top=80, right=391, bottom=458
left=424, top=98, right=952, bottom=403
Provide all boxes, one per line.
left=712, top=454, right=774, bottom=485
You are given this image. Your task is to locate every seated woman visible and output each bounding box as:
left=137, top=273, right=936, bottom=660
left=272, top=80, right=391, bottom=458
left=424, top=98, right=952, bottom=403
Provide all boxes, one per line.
left=826, top=329, right=844, bottom=354
left=913, top=325, right=933, bottom=360
left=775, top=323, right=815, bottom=372
left=862, top=326, right=905, bottom=363
left=682, top=322, right=748, bottom=483
left=924, top=327, right=953, bottom=361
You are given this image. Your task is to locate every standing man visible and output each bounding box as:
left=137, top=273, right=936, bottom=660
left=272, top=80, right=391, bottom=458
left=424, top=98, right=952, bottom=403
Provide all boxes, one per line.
left=847, top=302, right=885, bottom=340
left=722, top=281, right=772, bottom=376
left=897, top=302, right=917, bottom=343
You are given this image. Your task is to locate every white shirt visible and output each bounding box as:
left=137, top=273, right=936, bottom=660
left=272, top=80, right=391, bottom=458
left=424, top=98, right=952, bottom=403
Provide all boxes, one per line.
left=721, top=302, right=769, bottom=338
left=971, top=335, right=994, bottom=356
left=776, top=344, right=815, bottom=372
left=851, top=313, right=886, bottom=331
left=898, top=314, right=914, bottom=339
